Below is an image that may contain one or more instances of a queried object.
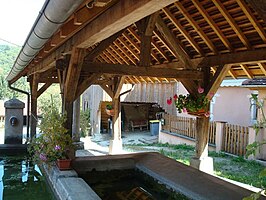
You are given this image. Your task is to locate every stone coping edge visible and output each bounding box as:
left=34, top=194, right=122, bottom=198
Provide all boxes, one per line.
left=42, top=164, right=101, bottom=200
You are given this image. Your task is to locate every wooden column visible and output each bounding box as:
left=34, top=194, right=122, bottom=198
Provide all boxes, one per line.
left=72, top=96, right=80, bottom=142
left=64, top=101, right=73, bottom=136
left=108, top=76, right=125, bottom=154
left=112, top=98, right=121, bottom=140
left=30, top=73, right=39, bottom=139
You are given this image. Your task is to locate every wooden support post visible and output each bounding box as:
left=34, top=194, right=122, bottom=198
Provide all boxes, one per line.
left=30, top=73, right=39, bottom=139
left=109, top=76, right=124, bottom=154
left=72, top=96, right=80, bottom=142
left=190, top=117, right=214, bottom=174
left=64, top=101, right=73, bottom=136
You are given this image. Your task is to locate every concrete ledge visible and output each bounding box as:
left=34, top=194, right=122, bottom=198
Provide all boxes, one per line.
left=43, top=164, right=101, bottom=200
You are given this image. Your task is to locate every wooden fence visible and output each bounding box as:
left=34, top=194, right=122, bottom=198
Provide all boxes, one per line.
left=162, top=114, right=216, bottom=145
left=162, top=114, right=249, bottom=156
left=222, top=123, right=249, bottom=156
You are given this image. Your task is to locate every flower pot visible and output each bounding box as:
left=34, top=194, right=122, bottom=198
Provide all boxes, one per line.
left=187, top=109, right=206, bottom=117
left=106, top=109, right=114, bottom=116
left=56, top=159, right=71, bottom=170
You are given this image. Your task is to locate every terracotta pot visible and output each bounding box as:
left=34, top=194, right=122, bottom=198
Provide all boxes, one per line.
left=187, top=108, right=206, bottom=117
left=56, top=159, right=71, bottom=170
left=106, top=109, right=114, bottom=116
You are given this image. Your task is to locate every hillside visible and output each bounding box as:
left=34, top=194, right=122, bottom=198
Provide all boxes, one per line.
left=0, top=45, right=28, bottom=99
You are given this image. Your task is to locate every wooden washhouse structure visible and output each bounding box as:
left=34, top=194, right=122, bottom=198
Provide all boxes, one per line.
left=7, top=0, right=266, bottom=170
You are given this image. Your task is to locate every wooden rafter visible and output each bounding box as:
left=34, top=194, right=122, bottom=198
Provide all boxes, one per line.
left=37, top=82, right=52, bottom=98
left=156, top=16, right=193, bottom=69
left=192, top=1, right=233, bottom=51
left=240, top=64, right=253, bottom=79
left=237, top=0, right=266, bottom=43
left=162, top=7, right=204, bottom=56
left=212, top=0, right=251, bottom=49
left=175, top=1, right=217, bottom=54
left=258, top=63, right=266, bottom=76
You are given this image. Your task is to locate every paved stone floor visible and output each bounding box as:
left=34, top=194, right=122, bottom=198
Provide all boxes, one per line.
left=79, top=131, right=158, bottom=156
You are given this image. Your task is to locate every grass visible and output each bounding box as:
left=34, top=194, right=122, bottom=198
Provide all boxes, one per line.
left=124, top=143, right=266, bottom=188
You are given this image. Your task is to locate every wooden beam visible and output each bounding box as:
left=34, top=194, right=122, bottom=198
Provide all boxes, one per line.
left=64, top=48, right=86, bottom=102
left=246, top=0, right=266, bottom=28
left=196, top=48, right=266, bottom=67
left=156, top=16, right=194, bottom=69
left=114, top=76, right=126, bottom=98
left=162, top=7, right=204, bottom=56
left=82, top=62, right=203, bottom=80
left=258, top=63, right=266, bottom=76
left=240, top=64, right=253, bottom=79
left=237, top=0, right=266, bottom=43
left=136, top=13, right=159, bottom=67
left=30, top=73, right=39, bottom=139
left=212, top=0, right=251, bottom=49
left=206, top=65, right=232, bottom=98
left=75, top=73, right=99, bottom=99
left=37, top=82, right=52, bottom=98
left=175, top=1, right=217, bottom=54
left=100, top=84, right=114, bottom=98
left=19, top=0, right=177, bottom=82
left=192, top=1, right=233, bottom=51
left=85, top=29, right=125, bottom=61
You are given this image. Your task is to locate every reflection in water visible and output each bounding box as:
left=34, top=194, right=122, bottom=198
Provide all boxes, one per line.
left=0, top=157, right=55, bottom=200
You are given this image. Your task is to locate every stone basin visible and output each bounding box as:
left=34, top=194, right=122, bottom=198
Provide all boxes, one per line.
left=72, top=152, right=265, bottom=200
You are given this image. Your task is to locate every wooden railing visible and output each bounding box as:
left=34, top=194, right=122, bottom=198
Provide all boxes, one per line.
left=162, top=114, right=216, bottom=144
left=222, top=123, right=249, bottom=156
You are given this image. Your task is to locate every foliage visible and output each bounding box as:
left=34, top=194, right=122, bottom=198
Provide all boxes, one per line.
left=106, top=104, right=113, bottom=110
left=167, top=86, right=212, bottom=117
left=244, top=94, right=266, bottom=199
left=38, top=85, right=62, bottom=113
left=124, top=144, right=266, bottom=188
left=28, top=98, right=74, bottom=165
left=0, top=45, right=29, bottom=100
left=80, top=109, right=91, bottom=137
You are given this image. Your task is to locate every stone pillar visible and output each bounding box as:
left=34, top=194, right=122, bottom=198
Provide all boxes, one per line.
left=109, top=98, right=123, bottom=154
left=190, top=117, right=214, bottom=174
left=215, top=121, right=227, bottom=153
left=4, top=99, right=25, bottom=144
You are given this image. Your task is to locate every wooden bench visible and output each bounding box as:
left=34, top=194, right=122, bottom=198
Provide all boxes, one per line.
left=130, top=120, right=148, bottom=131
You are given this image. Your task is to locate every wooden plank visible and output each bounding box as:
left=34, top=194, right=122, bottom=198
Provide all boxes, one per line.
left=258, top=63, right=266, bottom=76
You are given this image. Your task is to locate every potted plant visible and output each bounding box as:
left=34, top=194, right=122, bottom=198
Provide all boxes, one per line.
left=28, top=99, right=75, bottom=170
left=167, top=86, right=213, bottom=117
left=106, top=104, right=114, bottom=116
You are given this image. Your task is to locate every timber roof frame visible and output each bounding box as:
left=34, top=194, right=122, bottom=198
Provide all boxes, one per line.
left=8, top=0, right=266, bottom=86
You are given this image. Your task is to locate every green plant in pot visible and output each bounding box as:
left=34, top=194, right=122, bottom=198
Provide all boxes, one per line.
left=28, top=98, right=75, bottom=170
left=106, top=103, right=114, bottom=116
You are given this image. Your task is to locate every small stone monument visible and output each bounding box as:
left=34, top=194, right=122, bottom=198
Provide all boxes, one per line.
left=4, top=99, right=25, bottom=144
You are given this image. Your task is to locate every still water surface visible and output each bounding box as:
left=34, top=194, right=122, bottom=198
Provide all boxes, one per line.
left=0, top=156, right=55, bottom=200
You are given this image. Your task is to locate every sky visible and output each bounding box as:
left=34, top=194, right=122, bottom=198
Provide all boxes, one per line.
left=0, top=0, right=45, bottom=46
